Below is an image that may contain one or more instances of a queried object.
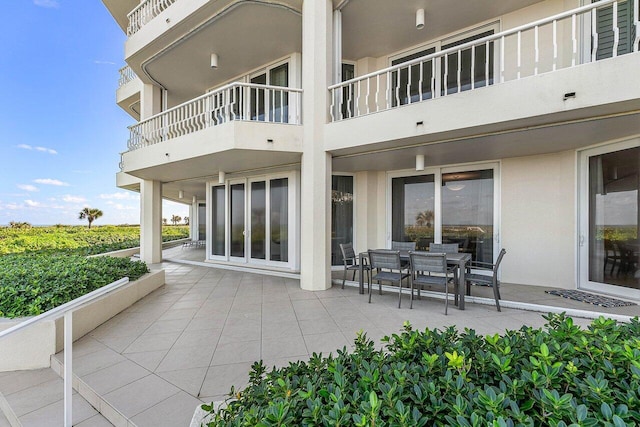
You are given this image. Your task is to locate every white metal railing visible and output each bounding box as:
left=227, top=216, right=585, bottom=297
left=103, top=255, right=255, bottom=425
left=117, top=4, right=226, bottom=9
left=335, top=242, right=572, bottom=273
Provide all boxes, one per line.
left=127, top=0, right=177, bottom=36
left=0, top=278, right=130, bottom=427
left=118, top=65, right=136, bottom=88
left=126, top=82, right=302, bottom=151
left=330, top=0, right=639, bottom=121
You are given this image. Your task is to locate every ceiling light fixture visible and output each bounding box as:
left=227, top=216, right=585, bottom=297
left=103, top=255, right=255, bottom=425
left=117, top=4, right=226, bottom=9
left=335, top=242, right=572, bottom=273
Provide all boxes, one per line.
left=415, top=154, right=425, bottom=171
left=210, top=53, right=219, bottom=69
left=178, top=190, right=184, bottom=199
left=416, top=9, right=425, bottom=30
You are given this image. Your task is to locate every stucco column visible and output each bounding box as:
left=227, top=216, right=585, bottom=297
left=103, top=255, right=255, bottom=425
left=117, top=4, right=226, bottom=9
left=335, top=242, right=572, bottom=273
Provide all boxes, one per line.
left=300, top=0, right=332, bottom=291
left=140, top=83, right=162, bottom=120
left=140, top=179, right=162, bottom=264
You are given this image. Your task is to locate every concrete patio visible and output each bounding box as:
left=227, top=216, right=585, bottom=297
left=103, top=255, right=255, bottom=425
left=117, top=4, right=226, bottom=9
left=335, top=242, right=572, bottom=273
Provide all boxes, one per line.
left=0, top=252, right=638, bottom=426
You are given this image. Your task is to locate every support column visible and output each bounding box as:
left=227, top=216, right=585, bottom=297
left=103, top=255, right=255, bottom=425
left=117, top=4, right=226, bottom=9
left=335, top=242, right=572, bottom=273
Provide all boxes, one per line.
left=300, top=0, right=333, bottom=291
left=140, top=179, right=163, bottom=264
left=140, top=83, right=162, bottom=120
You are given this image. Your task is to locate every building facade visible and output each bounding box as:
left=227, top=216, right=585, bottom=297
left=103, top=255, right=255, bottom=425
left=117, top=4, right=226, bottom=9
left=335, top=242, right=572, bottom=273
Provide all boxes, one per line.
left=104, top=0, right=640, bottom=298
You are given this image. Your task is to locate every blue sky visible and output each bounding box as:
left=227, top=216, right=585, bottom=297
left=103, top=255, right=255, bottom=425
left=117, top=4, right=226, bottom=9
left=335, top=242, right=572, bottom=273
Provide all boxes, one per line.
left=0, top=0, right=188, bottom=225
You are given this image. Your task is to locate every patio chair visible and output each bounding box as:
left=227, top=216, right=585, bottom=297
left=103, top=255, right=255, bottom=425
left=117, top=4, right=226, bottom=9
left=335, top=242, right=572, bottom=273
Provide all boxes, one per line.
left=429, top=243, right=460, bottom=301
left=368, top=249, right=410, bottom=308
left=465, top=248, right=506, bottom=311
left=409, top=251, right=453, bottom=314
left=604, top=240, right=624, bottom=276
left=339, top=243, right=371, bottom=289
left=391, top=241, right=416, bottom=267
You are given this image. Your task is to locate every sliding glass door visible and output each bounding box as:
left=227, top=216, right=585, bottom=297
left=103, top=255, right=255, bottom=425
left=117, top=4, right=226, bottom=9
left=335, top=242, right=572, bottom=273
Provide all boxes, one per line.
left=391, top=175, right=435, bottom=251
left=580, top=142, right=640, bottom=297
left=389, top=164, right=498, bottom=262
left=209, top=173, right=294, bottom=268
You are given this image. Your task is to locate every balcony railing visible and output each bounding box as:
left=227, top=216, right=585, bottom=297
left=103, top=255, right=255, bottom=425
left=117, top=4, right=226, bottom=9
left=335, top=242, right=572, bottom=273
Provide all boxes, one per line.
left=118, top=65, right=136, bottom=87
left=126, top=82, right=302, bottom=151
left=329, top=0, right=639, bottom=122
left=127, top=0, right=177, bottom=36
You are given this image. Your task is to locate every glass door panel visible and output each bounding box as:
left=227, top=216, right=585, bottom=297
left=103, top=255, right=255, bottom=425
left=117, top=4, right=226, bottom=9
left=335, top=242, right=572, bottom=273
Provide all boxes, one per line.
left=250, top=73, right=266, bottom=121
left=391, top=48, right=436, bottom=107
left=198, top=203, right=206, bottom=241
left=211, top=186, right=225, bottom=256
left=331, top=175, right=354, bottom=265
left=250, top=181, right=266, bottom=260
left=269, top=64, right=289, bottom=123
left=441, top=170, right=494, bottom=263
left=588, top=147, right=639, bottom=289
left=230, top=183, right=245, bottom=258
left=441, top=30, right=494, bottom=95
left=270, top=178, right=288, bottom=262
left=391, top=175, right=435, bottom=251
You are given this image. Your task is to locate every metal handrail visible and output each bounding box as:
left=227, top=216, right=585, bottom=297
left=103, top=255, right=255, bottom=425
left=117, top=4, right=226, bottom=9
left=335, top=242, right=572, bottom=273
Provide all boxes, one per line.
left=0, top=277, right=130, bottom=427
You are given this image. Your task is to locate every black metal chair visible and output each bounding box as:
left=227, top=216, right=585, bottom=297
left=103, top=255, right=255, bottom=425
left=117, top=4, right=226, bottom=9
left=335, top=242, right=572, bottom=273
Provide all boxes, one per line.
left=339, top=243, right=371, bottom=289
left=391, top=241, right=416, bottom=268
left=429, top=243, right=460, bottom=302
left=368, top=249, right=410, bottom=308
left=465, top=248, right=507, bottom=311
left=409, top=251, right=453, bottom=314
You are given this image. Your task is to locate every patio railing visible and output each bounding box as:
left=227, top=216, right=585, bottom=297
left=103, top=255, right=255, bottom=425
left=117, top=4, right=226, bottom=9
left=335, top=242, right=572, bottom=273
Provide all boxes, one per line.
left=118, top=65, right=136, bottom=88
left=127, top=82, right=302, bottom=151
left=0, top=277, right=130, bottom=427
left=329, top=0, right=639, bottom=121
left=127, top=0, right=177, bottom=36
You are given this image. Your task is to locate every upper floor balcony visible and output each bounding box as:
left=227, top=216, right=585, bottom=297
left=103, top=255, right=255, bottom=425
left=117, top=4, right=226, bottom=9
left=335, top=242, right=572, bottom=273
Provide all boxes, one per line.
left=119, top=82, right=303, bottom=182
left=117, top=65, right=142, bottom=120
left=327, top=0, right=640, bottom=161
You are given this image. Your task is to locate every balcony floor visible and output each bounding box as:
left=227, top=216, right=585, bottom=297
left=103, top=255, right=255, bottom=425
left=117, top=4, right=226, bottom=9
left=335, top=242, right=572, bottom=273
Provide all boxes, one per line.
left=0, top=254, right=637, bottom=426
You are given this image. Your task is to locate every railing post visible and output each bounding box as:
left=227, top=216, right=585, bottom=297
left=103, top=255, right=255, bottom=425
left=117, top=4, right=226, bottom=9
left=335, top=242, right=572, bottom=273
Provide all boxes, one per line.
left=64, top=311, right=73, bottom=427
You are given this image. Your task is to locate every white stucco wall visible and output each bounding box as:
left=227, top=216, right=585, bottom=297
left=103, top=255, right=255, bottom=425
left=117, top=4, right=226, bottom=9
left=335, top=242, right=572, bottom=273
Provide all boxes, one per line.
left=501, top=150, right=576, bottom=288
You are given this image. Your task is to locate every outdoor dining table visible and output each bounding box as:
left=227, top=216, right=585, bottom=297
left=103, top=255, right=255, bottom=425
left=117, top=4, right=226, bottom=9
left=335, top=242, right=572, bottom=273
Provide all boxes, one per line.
left=358, top=250, right=473, bottom=310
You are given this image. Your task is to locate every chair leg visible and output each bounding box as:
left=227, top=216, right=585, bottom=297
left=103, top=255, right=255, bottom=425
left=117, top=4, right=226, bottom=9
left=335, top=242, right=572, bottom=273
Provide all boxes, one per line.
left=444, top=282, right=448, bottom=315
left=398, top=280, right=403, bottom=309
left=492, top=283, right=501, bottom=312
left=410, top=278, right=414, bottom=309
left=368, top=277, right=372, bottom=303
left=352, top=270, right=356, bottom=281
left=342, top=268, right=347, bottom=289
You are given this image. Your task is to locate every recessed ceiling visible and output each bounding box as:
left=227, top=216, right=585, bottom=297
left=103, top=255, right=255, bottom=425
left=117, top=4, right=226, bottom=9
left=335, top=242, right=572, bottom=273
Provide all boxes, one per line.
left=340, top=0, right=545, bottom=60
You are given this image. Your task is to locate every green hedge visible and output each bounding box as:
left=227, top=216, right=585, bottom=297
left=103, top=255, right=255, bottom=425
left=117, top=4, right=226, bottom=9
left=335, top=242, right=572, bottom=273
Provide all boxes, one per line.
left=204, top=314, right=640, bottom=426
left=0, top=254, right=149, bottom=318
left=0, top=225, right=189, bottom=255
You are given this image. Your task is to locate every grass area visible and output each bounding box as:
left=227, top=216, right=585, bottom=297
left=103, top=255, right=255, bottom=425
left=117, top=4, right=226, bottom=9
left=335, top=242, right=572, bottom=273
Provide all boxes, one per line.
left=0, top=224, right=189, bottom=255
left=0, top=225, right=185, bottom=318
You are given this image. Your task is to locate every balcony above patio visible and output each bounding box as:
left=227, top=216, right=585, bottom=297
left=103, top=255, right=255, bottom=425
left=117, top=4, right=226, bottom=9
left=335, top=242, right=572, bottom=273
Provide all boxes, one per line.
left=119, top=82, right=303, bottom=183
left=327, top=0, right=640, bottom=171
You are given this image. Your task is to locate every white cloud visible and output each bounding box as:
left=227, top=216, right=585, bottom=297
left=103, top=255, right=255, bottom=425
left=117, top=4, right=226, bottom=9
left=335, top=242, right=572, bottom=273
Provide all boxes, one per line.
left=33, top=178, right=69, bottom=187
left=17, top=144, right=57, bottom=154
left=33, top=0, right=59, bottom=8
left=24, top=200, right=41, bottom=207
left=93, top=60, right=116, bottom=65
left=112, top=203, right=136, bottom=211
left=17, top=184, right=38, bottom=192
left=62, top=195, right=86, bottom=203
left=99, top=192, right=137, bottom=200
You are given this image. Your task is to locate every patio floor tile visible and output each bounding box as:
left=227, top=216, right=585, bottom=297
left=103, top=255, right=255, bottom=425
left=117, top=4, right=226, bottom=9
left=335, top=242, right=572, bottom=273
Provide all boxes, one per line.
left=199, top=362, right=253, bottom=398
left=103, top=375, right=180, bottom=418
left=131, top=391, right=202, bottom=427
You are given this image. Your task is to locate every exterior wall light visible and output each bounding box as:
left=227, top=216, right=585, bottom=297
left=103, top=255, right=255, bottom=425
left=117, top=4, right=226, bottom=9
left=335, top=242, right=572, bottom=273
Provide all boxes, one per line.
left=210, top=53, right=219, bottom=69
left=416, top=154, right=425, bottom=171
left=178, top=190, right=184, bottom=199
left=416, top=9, right=425, bottom=30
left=192, top=195, right=197, bottom=204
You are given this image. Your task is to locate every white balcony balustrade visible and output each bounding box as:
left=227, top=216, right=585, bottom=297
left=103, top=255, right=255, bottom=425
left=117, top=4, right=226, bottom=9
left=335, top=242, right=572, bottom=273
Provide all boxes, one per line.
left=126, top=82, right=302, bottom=151
left=330, top=0, right=639, bottom=122
left=118, top=65, right=137, bottom=87
left=127, top=0, right=177, bottom=36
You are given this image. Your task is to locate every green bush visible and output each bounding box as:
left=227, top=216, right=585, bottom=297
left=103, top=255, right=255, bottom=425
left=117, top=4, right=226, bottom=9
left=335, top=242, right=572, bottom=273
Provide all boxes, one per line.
left=0, top=254, right=149, bottom=318
left=0, top=225, right=189, bottom=255
left=204, top=314, right=640, bottom=426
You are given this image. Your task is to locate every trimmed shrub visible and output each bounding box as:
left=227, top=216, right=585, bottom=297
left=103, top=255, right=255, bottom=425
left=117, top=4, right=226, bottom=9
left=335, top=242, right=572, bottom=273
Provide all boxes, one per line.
left=203, top=314, right=640, bottom=426
left=0, top=254, right=149, bottom=318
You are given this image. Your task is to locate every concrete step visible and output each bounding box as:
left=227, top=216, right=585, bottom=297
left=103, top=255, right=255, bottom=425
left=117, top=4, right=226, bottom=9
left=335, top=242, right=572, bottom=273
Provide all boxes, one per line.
left=0, top=367, right=112, bottom=426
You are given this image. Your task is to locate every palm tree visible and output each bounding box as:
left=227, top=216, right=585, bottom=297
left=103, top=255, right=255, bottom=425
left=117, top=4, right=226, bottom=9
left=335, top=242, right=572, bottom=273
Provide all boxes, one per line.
left=184, top=217, right=189, bottom=225
left=78, top=207, right=103, bottom=229
left=415, top=210, right=434, bottom=228
left=171, top=214, right=182, bottom=225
